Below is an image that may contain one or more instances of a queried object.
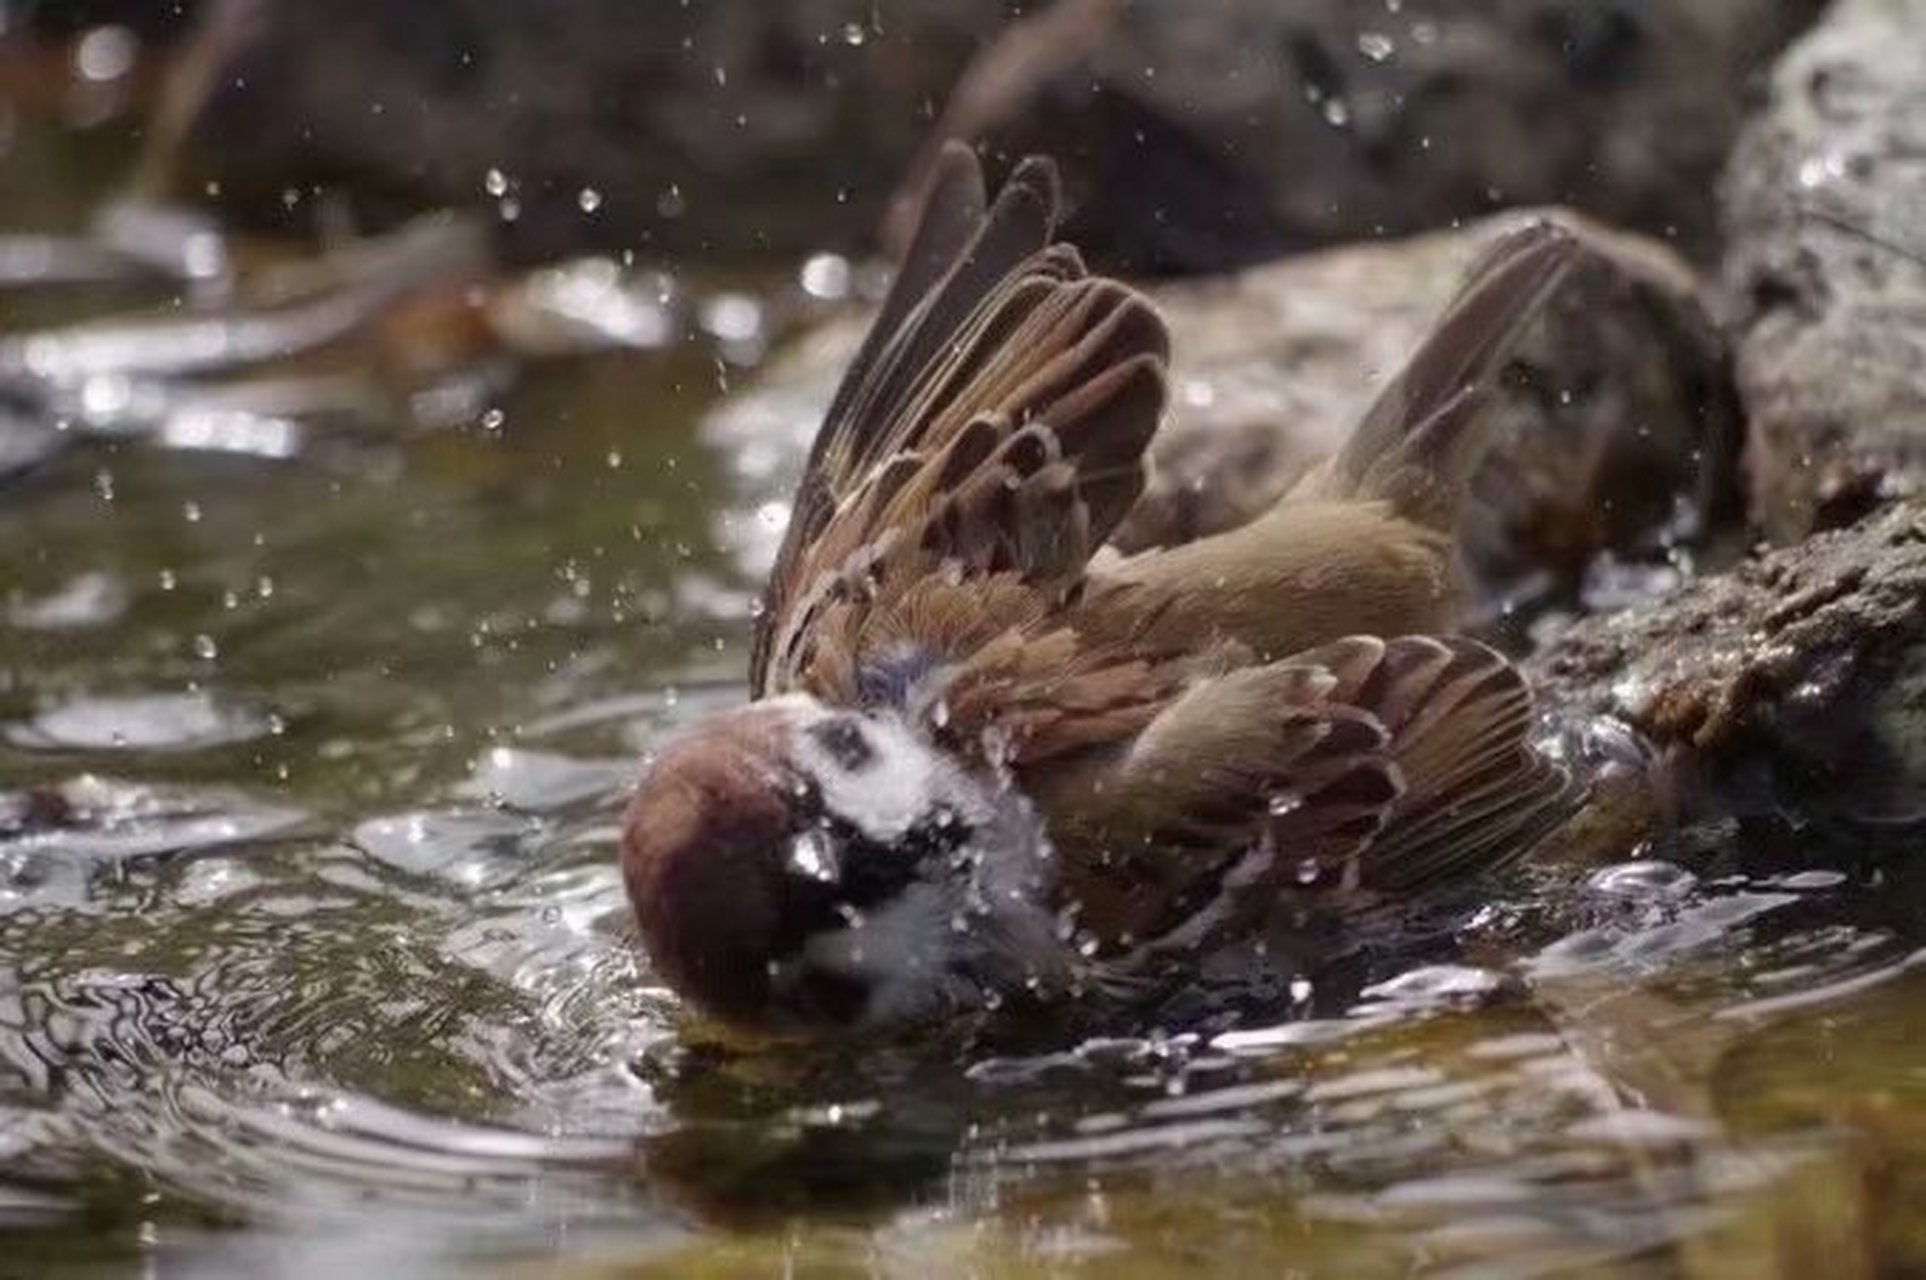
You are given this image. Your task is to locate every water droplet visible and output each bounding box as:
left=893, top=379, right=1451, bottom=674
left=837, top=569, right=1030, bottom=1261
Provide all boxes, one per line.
left=1267, top=790, right=1303, bottom=817
left=74, top=25, right=139, bottom=83
left=483, top=167, right=509, bottom=197
left=840, top=20, right=867, bottom=45
left=192, top=634, right=218, bottom=661
left=1321, top=97, right=1351, bottom=128
left=93, top=468, right=115, bottom=502
left=699, top=293, right=765, bottom=345
left=480, top=408, right=505, bottom=432
left=787, top=828, right=839, bottom=883
left=799, top=252, right=851, bottom=300
left=1294, top=858, right=1322, bottom=885
left=576, top=186, right=602, bottom=214
left=1357, top=31, right=1395, bottom=61
left=182, top=500, right=202, bottom=524
left=1180, top=378, right=1217, bottom=408
left=1796, top=152, right=1848, bottom=190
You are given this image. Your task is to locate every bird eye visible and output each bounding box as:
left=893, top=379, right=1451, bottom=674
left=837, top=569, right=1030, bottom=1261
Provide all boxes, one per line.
left=807, top=716, right=875, bottom=772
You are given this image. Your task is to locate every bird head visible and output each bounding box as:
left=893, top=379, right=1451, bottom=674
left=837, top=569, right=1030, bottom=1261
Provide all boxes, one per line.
left=619, top=694, right=1076, bottom=1037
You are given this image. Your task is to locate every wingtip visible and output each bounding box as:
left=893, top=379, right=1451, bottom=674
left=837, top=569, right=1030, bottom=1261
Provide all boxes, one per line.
left=1003, top=154, right=1064, bottom=227
left=930, top=139, right=988, bottom=200
left=1323, top=213, right=1590, bottom=513
left=917, top=141, right=989, bottom=234
left=1469, top=216, right=1587, bottom=296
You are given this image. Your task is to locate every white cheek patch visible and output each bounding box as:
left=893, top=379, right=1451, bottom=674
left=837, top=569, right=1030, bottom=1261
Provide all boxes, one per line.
left=785, top=703, right=981, bottom=842
left=761, top=695, right=1076, bottom=1026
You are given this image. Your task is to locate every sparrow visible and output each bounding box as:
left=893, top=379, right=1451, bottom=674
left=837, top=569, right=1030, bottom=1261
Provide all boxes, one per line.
left=621, top=144, right=1583, bottom=1038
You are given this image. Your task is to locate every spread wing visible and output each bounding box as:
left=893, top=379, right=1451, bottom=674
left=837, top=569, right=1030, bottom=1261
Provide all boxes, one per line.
left=1309, top=634, right=1576, bottom=894
left=1040, top=659, right=1408, bottom=947
left=1043, top=635, right=1575, bottom=948
left=750, top=145, right=1171, bottom=710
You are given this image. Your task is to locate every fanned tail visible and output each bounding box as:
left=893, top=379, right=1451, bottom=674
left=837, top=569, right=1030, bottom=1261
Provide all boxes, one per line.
left=1294, top=221, right=1584, bottom=532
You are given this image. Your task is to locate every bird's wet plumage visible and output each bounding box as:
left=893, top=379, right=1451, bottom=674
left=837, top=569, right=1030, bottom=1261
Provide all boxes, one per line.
left=623, top=143, right=1585, bottom=1036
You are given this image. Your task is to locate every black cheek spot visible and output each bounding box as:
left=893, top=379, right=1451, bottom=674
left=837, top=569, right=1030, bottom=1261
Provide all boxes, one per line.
left=808, top=717, right=876, bottom=772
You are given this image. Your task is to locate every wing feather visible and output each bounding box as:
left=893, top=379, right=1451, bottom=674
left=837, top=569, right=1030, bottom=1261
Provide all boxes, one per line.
left=1295, top=635, right=1577, bottom=893
left=1038, top=662, right=1406, bottom=945
left=1040, top=634, right=1573, bottom=950
left=752, top=150, right=1169, bottom=702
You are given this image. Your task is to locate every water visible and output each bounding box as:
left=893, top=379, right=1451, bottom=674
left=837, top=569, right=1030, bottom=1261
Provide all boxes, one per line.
left=3, top=59, right=1926, bottom=1280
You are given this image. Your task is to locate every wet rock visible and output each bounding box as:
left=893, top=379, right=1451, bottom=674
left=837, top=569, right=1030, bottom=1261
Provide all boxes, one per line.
left=910, top=0, right=1826, bottom=272
left=707, top=210, right=1740, bottom=616
left=1529, top=500, right=1926, bottom=825
left=1719, top=0, right=1926, bottom=542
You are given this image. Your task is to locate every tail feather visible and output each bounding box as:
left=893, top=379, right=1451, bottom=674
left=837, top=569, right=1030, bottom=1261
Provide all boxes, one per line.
left=1296, top=220, right=1584, bottom=530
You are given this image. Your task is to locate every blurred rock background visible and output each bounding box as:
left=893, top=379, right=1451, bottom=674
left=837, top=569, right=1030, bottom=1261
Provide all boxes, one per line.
left=12, top=0, right=1827, bottom=269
